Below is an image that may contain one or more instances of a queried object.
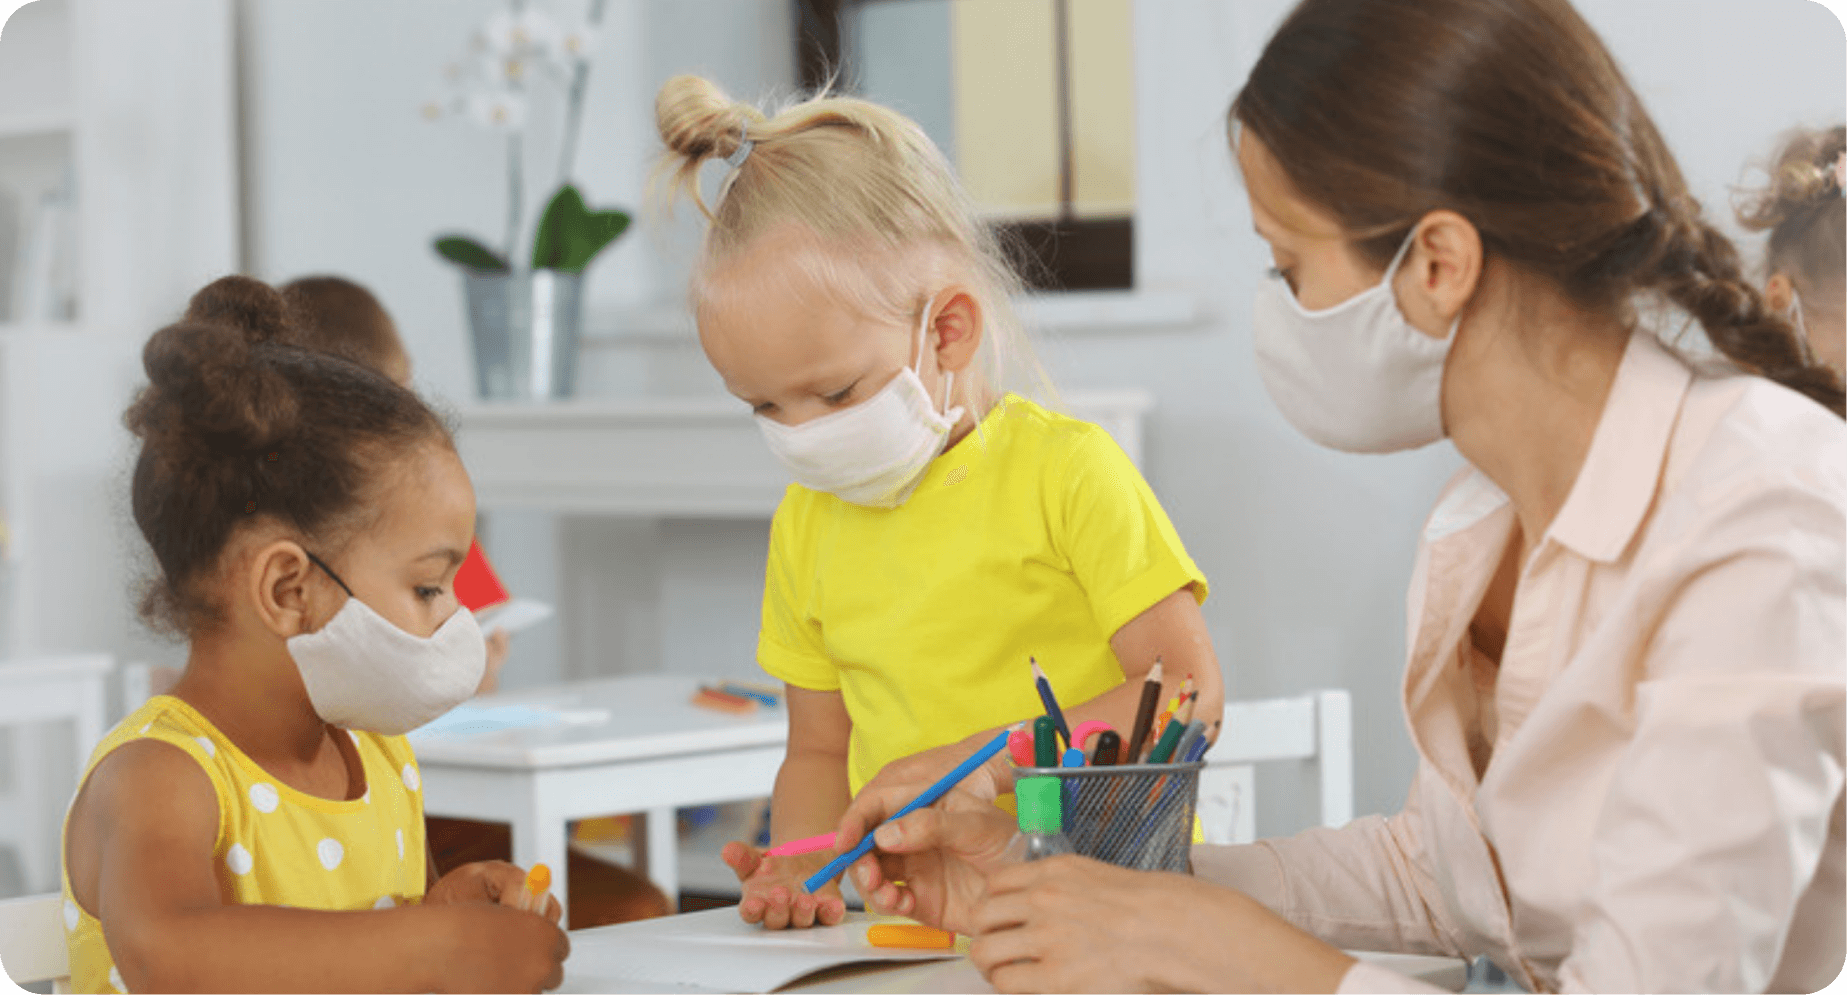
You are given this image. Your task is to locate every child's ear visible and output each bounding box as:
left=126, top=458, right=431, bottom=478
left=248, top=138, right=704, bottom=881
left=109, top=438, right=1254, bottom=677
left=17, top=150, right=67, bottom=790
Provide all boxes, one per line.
left=249, top=540, right=319, bottom=639
left=930, top=288, right=984, bottom=373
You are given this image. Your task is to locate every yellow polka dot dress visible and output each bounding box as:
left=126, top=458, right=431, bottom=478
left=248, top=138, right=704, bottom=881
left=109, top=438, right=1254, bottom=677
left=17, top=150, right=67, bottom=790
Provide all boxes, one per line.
left=59, top=696, right=428, bottom=993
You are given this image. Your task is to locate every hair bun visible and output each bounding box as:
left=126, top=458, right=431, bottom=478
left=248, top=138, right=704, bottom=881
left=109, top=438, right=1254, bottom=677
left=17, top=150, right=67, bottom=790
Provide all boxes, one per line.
left=184, top=274, right=295, bottom=345
left=656, top=74, right=758, bottom=163
left=1737, top=125, right=1847, bottom=232
left=132, top=278, right=302, bottom=456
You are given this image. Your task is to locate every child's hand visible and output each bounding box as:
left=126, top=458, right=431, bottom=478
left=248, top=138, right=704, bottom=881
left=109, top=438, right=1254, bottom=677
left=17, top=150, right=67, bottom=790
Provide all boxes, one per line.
left=439, top=903, right=571, bottom=993
left=476, top=627, right=511, bottom=695
left=721, top=840, right=846, bottom=929
left=427, top=860, right=563, bottom=923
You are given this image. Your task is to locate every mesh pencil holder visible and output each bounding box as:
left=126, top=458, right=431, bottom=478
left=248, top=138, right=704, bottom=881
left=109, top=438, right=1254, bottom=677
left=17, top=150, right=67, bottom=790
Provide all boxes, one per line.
left=1015, top=762, right=1203, bottom=874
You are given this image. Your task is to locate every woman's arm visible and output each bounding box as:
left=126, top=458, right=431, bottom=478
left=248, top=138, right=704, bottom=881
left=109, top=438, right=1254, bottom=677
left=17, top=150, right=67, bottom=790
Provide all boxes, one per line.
left=73, top=740, right=567, bottom=993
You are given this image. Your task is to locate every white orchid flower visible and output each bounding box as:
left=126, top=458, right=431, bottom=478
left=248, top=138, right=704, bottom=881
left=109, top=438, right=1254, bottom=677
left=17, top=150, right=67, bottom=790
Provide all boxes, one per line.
left=466, top=90, right=528, bottom=131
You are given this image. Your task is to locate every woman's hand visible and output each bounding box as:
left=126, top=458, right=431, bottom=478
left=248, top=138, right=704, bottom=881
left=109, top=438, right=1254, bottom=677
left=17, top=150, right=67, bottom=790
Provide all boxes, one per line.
left=846, top=791, right=1017, bottom=935
left=969, top=856, right=1356, bottom=993
left=722, top=841, right=846, bottom=929
left=426, top=860, right=563, bottom=923
left=834, top=731, right=1014, bottom=860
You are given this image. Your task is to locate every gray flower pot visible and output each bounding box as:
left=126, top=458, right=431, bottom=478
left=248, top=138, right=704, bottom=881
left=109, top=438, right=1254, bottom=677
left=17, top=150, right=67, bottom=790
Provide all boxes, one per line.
left=463, top=269, right=584, bottom=401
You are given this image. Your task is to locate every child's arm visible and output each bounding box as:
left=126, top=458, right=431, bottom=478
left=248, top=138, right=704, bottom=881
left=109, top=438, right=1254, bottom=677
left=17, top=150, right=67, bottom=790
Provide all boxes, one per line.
left=70, top=740, right=568, bottom=993
left=722, top=684, right=851, bottom=929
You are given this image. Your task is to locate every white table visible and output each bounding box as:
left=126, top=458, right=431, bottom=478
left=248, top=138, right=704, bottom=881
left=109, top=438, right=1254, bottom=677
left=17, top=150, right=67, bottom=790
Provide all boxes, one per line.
left=557, top=907, right=1473, bottom=993
left=411, top=674, right=786, bottom=923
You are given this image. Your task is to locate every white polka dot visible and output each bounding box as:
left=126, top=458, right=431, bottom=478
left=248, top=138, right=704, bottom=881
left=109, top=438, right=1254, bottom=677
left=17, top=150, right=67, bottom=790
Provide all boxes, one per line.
left=401, top=764, right=420, bottom=792
left=374, top=895, right=395, bottom=909
left=192, top=736, right=216, bottom=758
left=361, top=788, right=371, bottom=805
left=317, top=837, right=344, bottom=870
left=249, top=783, right=279, bottom=813
left=138, top=724, right=151, bottom=735
left=109, top=965, right=125, bottom=992
left=226, top=842, right=254, bottom=875
left=396, top=828, right=405, bottom=860
left=63, top=899, right=79, bottom=930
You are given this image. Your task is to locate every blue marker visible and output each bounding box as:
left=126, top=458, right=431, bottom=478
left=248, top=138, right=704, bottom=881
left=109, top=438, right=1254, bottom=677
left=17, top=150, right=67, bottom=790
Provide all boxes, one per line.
left=1030, top=657, right=1071, bottom=748
left=803, top=727, right=1015, bottom=894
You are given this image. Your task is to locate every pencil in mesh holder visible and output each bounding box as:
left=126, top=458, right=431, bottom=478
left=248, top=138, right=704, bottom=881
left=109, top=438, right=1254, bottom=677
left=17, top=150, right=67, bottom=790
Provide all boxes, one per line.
left=1016, top=762, right=1203, bottom=874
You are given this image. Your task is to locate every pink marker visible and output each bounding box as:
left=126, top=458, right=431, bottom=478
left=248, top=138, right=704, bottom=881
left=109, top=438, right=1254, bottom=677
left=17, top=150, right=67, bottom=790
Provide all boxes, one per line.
left=766, top=832, right=836, bottom=857
left=1008, top=725, right=1035, bottom=766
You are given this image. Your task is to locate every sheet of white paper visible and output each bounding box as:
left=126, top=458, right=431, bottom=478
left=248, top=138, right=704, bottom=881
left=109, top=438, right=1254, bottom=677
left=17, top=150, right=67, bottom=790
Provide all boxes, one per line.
left=477, top=598, right=555, bottom=634
left=561, top=910, right=961, bottom=994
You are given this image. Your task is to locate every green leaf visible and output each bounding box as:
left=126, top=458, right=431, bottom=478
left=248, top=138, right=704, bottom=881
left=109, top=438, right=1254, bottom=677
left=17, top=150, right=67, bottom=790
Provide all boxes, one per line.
left=532, top=184, right=632, bottom=274
left=433, top=235, right=510, bottom=273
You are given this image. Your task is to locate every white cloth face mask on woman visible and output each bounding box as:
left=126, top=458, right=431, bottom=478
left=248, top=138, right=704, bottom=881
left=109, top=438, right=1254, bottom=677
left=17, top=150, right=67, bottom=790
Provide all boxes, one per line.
left=755, top=302, right=966, bottom=508
left=286, top=551, right=486, bottom=735
left=1251, top=229, right=1460, bottom=453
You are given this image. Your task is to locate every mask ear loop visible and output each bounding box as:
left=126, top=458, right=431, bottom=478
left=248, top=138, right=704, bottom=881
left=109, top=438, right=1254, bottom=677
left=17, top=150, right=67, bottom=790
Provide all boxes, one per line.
left=1788, top=289, right=1819, bottom=366
left=303, top=550, right=355, bottom=598
left=1386, top=222, right=1466, bottom=342
left=914, top=298, right=958, bottom=416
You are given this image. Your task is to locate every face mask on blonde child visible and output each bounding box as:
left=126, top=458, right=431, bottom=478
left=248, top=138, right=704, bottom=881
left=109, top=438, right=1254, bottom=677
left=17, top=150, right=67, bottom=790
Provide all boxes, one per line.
left=59, top=276, right=567, bottom=994
left=655, top=76, right=1224, bottom=931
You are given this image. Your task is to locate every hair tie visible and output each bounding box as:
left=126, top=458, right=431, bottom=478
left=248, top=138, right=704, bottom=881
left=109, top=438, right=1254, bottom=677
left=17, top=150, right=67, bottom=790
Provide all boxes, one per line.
left=724, top=126, right=754, bottom=170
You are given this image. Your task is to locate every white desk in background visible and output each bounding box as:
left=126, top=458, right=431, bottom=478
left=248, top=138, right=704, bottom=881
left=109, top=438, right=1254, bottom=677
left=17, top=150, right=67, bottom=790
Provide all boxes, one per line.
left=410, top=674, right=786, bottom=923
left=556, top=907, right=1473, bottom=994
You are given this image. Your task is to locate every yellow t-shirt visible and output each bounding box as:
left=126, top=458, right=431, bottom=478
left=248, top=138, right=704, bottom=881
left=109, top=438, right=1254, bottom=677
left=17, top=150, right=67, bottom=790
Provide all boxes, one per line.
left=60, top=695, right=427, bottom=994
left=759, top=394, right=1209, bottom=793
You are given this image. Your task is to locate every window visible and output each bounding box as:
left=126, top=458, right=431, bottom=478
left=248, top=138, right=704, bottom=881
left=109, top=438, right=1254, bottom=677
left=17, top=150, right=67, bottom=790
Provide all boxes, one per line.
left=795, top=0, right=1135, bottom=291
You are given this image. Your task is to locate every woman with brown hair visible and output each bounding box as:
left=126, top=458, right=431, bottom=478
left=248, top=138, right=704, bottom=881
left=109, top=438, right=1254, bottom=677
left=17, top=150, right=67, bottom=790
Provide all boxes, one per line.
left=828, top=0, right=1846, bottom=991
left=1737, top=125, right=1847, bottom=378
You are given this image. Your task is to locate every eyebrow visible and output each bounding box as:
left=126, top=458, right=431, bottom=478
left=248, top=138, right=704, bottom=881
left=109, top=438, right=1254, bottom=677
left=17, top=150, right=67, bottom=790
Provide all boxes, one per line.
left=418, top=547, right=466, bottom=568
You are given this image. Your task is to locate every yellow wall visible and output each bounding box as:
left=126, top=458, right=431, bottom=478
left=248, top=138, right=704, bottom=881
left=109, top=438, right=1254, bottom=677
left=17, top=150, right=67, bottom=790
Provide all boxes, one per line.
left=951, top=0, right=1134, bottom=220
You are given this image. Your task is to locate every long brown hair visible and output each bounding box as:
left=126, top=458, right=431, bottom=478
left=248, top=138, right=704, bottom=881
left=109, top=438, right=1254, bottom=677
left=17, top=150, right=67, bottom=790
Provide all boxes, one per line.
left=1232, top=0, right=1845, bottom=417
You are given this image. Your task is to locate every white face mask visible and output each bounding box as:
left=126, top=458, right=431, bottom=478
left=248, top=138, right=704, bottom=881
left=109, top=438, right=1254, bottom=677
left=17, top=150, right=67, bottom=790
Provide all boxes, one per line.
left=287, top=552, right=486, bottom=735
left=755, top=303, right=965, bottom=508
left=1252, top=229, right=1460, bottom=453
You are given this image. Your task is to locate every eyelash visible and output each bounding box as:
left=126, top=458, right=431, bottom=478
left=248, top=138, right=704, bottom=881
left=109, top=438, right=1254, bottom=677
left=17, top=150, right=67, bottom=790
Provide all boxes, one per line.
left=415, top=586, right=443, bottom=602
left=824, top=383, right=857, bottom=405
left=1267, top=265, right=1291, bottom=280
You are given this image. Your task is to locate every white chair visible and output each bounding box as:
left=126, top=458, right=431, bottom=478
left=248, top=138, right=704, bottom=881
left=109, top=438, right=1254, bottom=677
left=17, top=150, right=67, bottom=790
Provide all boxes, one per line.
left=0, top=655, right=112, bottom=895
left=0, top=892, right=70, bottom=993
left=1199, top=690, right=1353, bottom=844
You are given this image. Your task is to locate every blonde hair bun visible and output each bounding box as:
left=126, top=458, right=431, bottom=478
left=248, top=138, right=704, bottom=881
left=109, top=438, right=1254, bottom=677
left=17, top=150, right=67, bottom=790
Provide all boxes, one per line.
left=656, top=74, right=760, bottom=167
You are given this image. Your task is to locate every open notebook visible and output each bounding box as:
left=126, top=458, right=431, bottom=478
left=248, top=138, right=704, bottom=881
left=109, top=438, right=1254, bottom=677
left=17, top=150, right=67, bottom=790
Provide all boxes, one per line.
left=559, top=909, right=965, bottom=994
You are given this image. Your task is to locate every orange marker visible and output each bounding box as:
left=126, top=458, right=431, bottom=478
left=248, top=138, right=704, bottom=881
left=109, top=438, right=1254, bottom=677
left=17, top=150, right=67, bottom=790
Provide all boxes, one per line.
left=522, top=863, right=551, bottom=913
left=691, top=686, right=756, bottom=714
left=867, top=922, right=956, bottom=949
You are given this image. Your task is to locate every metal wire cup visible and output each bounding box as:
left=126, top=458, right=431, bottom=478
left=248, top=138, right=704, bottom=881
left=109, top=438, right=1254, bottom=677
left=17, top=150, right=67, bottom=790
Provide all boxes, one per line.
left=1015, top=762, right=1202, bottom=874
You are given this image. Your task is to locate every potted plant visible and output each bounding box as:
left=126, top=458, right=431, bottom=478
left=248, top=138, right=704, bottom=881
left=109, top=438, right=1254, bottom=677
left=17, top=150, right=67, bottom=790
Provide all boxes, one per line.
left=424, top=0, right=630, bottom=401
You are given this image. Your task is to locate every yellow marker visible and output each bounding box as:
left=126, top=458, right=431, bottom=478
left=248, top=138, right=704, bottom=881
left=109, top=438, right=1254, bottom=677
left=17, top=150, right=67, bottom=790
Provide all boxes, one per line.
left=867, top=923, right=955, bottom=949
left=522, top=863, right=551, bottom=913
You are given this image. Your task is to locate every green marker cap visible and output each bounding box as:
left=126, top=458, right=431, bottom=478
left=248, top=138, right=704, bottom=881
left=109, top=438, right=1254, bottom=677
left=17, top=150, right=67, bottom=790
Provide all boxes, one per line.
left=1015, top=776, right=1063, bottom=835
left=1033, top=715, right=1059, bottom=767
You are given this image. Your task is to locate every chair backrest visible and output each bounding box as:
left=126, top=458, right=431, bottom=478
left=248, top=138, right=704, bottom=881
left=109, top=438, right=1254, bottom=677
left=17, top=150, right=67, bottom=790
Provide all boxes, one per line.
left=0, top=655, right=113, bottom=894
left=1198, top=690, right=1353, bottom=844
left=0, top=892, right=71, bottom=992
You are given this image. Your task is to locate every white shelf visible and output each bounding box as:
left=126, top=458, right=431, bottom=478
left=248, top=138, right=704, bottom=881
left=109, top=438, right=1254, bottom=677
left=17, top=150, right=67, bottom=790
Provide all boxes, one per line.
left=455, top=389, right=1153, bottom=516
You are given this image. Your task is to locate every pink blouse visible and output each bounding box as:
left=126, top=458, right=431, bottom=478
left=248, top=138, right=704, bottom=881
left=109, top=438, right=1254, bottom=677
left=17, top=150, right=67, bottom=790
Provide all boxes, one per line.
left=1197, top=331, right=1845, bottom=992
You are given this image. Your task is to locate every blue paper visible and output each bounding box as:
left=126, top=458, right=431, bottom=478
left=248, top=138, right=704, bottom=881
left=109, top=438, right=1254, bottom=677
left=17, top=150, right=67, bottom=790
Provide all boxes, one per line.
left=407, top=704, right=572, bottom=741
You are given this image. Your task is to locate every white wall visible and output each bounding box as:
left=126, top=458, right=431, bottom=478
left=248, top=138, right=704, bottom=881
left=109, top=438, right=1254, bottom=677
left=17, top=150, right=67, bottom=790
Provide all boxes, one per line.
left=237, top=0, right=1844, bottom=834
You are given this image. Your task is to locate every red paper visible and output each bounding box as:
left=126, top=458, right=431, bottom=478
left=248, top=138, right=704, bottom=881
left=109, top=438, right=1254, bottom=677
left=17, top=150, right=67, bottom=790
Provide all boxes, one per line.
left=453, top=538, right=510, bottom=612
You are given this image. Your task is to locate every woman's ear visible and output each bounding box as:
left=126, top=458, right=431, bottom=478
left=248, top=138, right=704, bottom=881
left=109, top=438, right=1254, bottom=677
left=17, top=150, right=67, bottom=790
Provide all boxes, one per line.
left=928, top=288, right=984, bottom=374
left=248, top=539, right=320, bottom=639
left=1395, top=210, right=1483, bottom=338
left=1764, top=273, right=1795, bottom=313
